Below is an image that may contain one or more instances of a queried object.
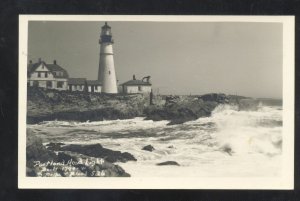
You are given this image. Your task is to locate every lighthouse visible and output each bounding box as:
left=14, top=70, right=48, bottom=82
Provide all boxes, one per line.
left=98, top=22, right=118, bottom=93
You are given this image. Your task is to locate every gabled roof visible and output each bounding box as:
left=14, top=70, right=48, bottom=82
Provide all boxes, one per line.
left=87, top=80, right=102, bottom=85
left=121, top=79, right=152, bottom=86
left=68, top=78, right=86, bottom=85
left=27, top=61, right=69, bottom=78
left=27, top=63, right=40, bottom=73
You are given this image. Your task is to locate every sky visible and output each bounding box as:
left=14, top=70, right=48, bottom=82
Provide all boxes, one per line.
left=28, top=21, right=283, bottom=98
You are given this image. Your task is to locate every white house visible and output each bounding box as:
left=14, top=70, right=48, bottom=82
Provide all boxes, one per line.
left=120, top=75, right=152, bottom=94
left=27, top=59, right=69, bottom=90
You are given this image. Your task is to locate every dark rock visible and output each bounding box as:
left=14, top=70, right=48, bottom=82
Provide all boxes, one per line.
left=167, top=145, right=174, bottom=149
left=59, top=144, right=137, bottom=163
left=198, top=93, right=229, bottom=104
left=145, top=95, right=218, bottom=125
left=46, top=142, right=65, bottom=150
left=220, top=144, right=233, bottom=156
left=98, top=162, right=130, bottom=177
left=65, top=153, right=131, bottom=177
left=57, top=152, right=75, bottom=162
left=46, top=142, right=65, bottom=146
left=145, top=93, right=259, bottom=125
left=121, top=152, right=137, bottom=161
left=26, top=130, right=58, bottom=167
left=142, top=145, right=155, bottom=152
left=165, top=95, right=180, bottom=105
left=156, top=161, right=180, bottom=166
left=26, top=130, right=131, bottom=177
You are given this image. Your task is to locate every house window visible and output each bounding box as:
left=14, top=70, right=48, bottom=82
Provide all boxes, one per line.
left=94, top=86, right=97, bottom=90
left=46, top=81, right=52, bottom=88
left=53, top=72, right=56, bottom=76
left=138, top=86, right=142, bottom=91
left=57, top=81, right=64, bottom=88
left=38, top=72, right=41, bottom=78
left=45, top=72, right=48, bottom=78
left=109, top=71, right=111, bottom=75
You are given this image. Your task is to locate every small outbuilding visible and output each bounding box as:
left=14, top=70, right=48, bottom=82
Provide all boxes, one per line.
left=120, top=75, right=152, bottom=94
left=68, top=78, right=102, bottom=93
left=68, top=78, right=86, bottom=92
left=86, top=80, right=102, bottom=93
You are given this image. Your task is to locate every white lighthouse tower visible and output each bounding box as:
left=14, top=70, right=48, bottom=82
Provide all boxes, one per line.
left=98, top=22, right=118, bottom=93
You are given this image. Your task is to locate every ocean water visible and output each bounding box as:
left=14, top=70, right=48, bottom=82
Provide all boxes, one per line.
left=28, top=103, right=282, bottom=177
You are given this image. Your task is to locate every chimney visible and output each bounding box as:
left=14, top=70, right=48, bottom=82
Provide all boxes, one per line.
left=133, top=74, right=136, bottom=80
left=29, top=60, right=32, bottom=64
left=38, top=58, right=41, bottom=63
left=53, top=60, right=57, bottom=65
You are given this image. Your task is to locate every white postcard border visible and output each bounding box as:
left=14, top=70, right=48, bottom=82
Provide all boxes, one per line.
left=18, top=15, right=294, bottom=189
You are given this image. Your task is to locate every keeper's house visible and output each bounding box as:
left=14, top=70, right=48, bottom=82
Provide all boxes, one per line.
left=120, top=75, right=152, bottom=94
left=27, top=59, right=69, bottom=90
left=27, top=59, right=102, bottom=93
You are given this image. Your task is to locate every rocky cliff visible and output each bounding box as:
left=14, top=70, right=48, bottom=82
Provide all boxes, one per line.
left=27, top=87, right=150, bottom=124
left=27, top=87, right=259, bottom=125
left=144, top=93, right=258, bottom=125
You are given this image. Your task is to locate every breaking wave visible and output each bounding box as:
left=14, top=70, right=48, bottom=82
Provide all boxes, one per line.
left=208, top=104, right=282, bottom=156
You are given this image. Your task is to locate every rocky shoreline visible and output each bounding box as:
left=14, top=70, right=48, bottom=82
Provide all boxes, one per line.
left=27, top=130, right=185, bottom=177
left=26, top=129, right=135, bottom=177
left=26, top=88, right=280, bottom=177
left=27, top=87, right=260, bottom=125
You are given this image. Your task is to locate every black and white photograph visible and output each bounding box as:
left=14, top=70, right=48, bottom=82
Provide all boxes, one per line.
left=18, top=15, right=294, bottom=189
